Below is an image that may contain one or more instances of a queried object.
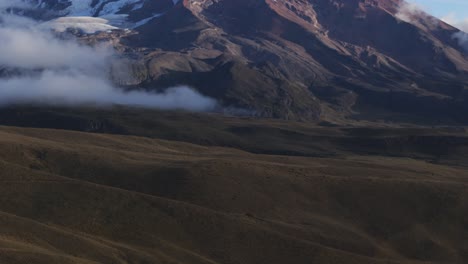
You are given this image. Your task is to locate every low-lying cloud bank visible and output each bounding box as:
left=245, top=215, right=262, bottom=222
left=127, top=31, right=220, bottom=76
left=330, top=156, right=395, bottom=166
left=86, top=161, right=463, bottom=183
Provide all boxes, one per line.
left=0, top=2, right=217, bottom=112
left=0, top=72, right=217, bottom=111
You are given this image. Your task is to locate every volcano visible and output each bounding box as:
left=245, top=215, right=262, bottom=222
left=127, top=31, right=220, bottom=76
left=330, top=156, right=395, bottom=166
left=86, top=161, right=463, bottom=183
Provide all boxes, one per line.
left=13, top=0, right=468, bottom=122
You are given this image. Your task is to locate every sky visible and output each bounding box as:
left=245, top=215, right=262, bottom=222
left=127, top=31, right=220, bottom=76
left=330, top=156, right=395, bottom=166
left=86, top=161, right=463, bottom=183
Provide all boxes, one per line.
left=407, top=0, right=468, bottom=27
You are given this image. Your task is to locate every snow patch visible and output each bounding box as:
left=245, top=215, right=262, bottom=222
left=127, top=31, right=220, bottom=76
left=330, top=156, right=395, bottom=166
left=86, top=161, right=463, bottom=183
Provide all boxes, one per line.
left=42, top=17, right=119, bottom=34
left=133, top=13, right=163, bottom=28
left=62, top=0, right=143, bottom=16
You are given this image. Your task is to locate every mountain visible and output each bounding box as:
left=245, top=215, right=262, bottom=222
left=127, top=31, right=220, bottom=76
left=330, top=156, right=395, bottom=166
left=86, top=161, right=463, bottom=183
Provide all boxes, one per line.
left=2, top=2, right=468, bottom=263
left=14, top=0, right=468, bottom=122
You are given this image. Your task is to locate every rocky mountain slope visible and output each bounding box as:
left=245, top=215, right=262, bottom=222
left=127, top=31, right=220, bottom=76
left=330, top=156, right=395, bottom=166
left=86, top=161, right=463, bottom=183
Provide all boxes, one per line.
left=14, top=0, right=468, bottom=123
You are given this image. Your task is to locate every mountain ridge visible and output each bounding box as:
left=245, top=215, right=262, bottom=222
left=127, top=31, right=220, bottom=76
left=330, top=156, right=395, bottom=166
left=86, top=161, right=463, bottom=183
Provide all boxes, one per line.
left=9, top=0, right=468, bottom=123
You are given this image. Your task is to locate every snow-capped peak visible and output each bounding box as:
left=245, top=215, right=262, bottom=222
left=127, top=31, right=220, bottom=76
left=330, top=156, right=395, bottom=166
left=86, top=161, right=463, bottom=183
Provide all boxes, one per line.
left=26, top=0, right=178, bottom=33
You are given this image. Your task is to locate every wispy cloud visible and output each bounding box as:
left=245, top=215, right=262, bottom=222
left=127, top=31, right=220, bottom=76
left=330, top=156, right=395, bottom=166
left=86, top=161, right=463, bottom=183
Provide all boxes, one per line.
left=396, top=2, right=427, bottom=23
left=442, top=13, right=468, bottom=51
left=397, top=2, right=468, bottom=51
left=0, top=2, right=217, bottom=112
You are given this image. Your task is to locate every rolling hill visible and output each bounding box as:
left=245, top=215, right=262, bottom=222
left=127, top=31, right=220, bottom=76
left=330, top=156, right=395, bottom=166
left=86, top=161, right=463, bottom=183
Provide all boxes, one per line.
left=0, top=111, right=467, bottom=263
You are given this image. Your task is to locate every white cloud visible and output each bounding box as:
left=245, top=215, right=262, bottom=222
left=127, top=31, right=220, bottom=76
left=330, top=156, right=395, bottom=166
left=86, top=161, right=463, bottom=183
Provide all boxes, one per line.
left=453, top=31, right=468, bottom=51
left=396, top=2, right=427, bottom=23
left=0, top=25, right=111, bottom=70
left=0, top=3, right=217, bottom=112
left=441, top=13, right=468, bottom=51
left=397, top=4, right=468, bottom=51
left=0, top=72, right=217, bottom=111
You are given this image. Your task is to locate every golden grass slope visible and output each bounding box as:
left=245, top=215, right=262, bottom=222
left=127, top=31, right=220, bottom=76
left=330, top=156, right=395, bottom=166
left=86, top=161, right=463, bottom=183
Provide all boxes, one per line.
left=0, top=126, right=467, bottom=264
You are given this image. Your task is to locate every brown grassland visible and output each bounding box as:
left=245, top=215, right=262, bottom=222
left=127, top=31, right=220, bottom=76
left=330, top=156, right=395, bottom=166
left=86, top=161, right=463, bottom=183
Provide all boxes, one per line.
left=0, top=110, right=467, bottom=263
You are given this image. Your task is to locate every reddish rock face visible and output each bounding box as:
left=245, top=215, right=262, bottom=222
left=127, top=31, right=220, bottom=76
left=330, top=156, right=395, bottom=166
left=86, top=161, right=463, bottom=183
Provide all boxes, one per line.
left=120, top=0, right=468, bottom=122
left=180, top=0, right=465, bottom=71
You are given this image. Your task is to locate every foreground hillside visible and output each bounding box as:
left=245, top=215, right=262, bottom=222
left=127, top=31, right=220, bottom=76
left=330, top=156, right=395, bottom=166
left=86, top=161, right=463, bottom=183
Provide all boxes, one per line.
left=0, top=115, right=467, bottom=263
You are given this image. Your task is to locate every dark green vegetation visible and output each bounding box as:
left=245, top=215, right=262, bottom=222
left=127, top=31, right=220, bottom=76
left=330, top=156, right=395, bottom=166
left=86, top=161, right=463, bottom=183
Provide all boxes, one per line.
left=0, top=108, right=467, bottom=263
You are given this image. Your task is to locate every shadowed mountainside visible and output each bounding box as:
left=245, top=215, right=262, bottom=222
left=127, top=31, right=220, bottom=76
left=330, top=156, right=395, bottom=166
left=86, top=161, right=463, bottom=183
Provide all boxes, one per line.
left=1, top=106, right=467, bottom=164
